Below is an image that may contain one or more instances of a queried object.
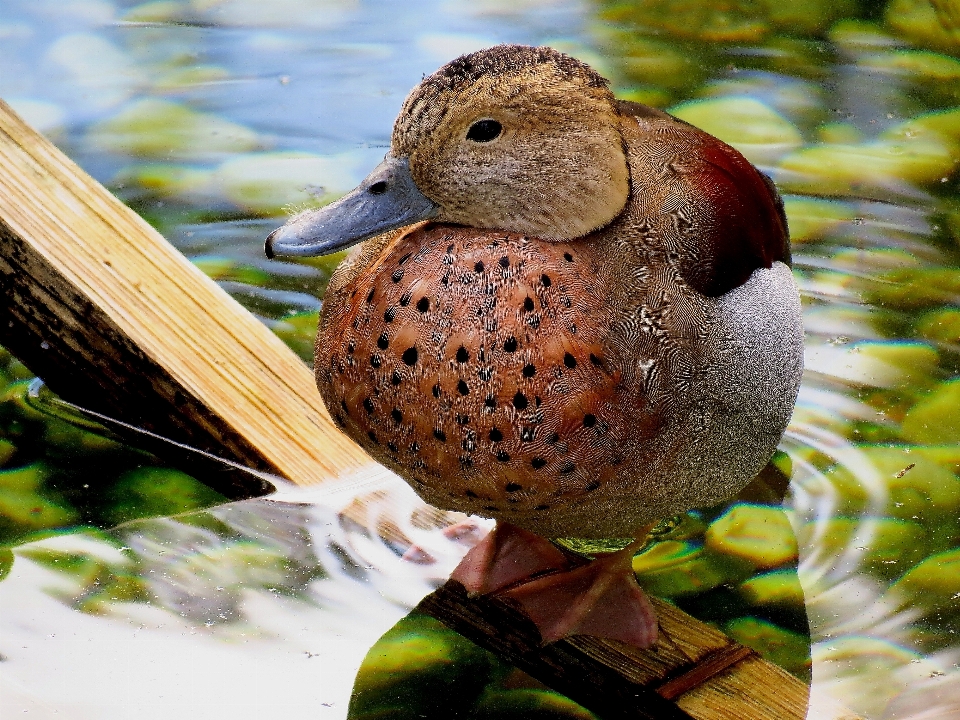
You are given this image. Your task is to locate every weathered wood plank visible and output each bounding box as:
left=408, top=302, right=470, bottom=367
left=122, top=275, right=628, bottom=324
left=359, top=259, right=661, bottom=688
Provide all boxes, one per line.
left=0, top=98, right=370, bottom=496
left=417, top=580, right=813, bottom=720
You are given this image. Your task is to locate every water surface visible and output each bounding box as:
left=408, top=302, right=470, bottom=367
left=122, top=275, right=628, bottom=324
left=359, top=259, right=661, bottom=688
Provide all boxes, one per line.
left=1, top=0, right=959, bottom=718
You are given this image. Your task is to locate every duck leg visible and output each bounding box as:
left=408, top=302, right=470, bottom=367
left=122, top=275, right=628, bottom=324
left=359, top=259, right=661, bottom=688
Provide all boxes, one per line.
left=450, top=522, right=658, bottom=649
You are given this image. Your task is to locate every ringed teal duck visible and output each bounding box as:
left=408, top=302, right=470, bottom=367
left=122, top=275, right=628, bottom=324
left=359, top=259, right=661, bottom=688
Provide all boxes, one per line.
left=266, top=45, right=804, bottom=649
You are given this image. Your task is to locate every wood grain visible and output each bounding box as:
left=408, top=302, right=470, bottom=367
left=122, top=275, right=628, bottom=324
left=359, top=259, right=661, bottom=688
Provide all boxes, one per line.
left=418, top=581, right=813, bottom=720
left=0, top=98, right=370, bottom=496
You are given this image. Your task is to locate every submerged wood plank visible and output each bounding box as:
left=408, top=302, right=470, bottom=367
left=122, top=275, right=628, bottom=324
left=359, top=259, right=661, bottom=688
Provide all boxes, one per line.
left=418, top=581, right=813, bottom=720
left=0, top=99, right=370, bottom=495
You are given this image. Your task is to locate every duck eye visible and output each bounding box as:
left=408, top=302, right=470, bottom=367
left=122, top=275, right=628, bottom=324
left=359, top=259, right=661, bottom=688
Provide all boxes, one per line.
left=466, top=119, right=502, bottom=143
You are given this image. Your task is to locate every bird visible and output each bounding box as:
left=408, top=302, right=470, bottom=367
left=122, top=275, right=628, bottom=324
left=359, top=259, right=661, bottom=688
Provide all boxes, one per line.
left=265, top=44, right=804, bottom=649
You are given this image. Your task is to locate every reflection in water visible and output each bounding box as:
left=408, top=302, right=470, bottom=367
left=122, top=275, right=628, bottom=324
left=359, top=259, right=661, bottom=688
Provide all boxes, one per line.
left=1, top=0, right=960, bottom=717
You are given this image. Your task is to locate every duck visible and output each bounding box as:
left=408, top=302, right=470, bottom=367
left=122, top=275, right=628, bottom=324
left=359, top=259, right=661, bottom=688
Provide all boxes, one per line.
left=265, top=44, right=804, bottom=649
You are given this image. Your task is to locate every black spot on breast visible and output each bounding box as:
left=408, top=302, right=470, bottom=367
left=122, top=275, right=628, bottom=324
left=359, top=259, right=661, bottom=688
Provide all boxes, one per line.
left=513, top=392, right=528, bottom=410
left=478, top=367, right=492, bottom=381
left=346, top=341, right=355, bottom=354
left=520, top=427, right=535, bottom=442
left=432, top=383, right=441, bottom=398
left=504, top=337, right=518, bottom=352
left=456, top=346, right=469, bottom=363
left=434, top=429, right=447, bottom=442
left=496, top=450, right=510, bottom=462
left=527, top=315, right=540, bottom=329
left=391, top=268, right=404, bottom=283
left=559, top=462, right=576, bottom=475
left=402, top=347, right=418, bottom=365
left=400, top=291, right=412, bottom=306
left=456, top=414, right=470, bottom=425
left=370, top=355, right=382, bottom=368
left=341, top=399, right=349, bottom=415
left=541, top=274, right=551, bottom=287
left=457, top=379, right=469, bottom=395
left=391, top=370, right=402, bottom=385
left=367, top=431, right=378, bottom=444
left=535, top=503, right=550, bottom=510
left=399, top=252, right=411, bottom=265
left=585, top=481, right=600, bottom=492
left=505, top=482, right=522, bottom=492
left=362, top=398, right=374, bottom=414
left=523, top=297, right=534, bottom=312
left=366, top=288, right=375, bottom=303
left=564, top=252, right=573, bottom=262
left=417, top=297, right=430, bottom=312
left=387, top=442, right=398, bottom=453
left=474, top=261, right=485, bottom=273
left=589, top=353, right=603, bottom=366
left=489, top=428, right=503, bottom=442
left=391, top=408, right=403, bottom=423
left=584, top=414, right=597, bottom=428
left=563, top=353, right=577, bottom=369
left=531, top=458, right=547, bottom=469
left=485, top=394, right=496, bottom=409
left=377, top=333, right=389, bottom=350
left=499, top=256, right=509, bottom=268
left=447, top=244, right=455, bottom=253
left=522, top=364, right=536, bottom=378
left=384, top=307, right=396, bottom=323
left=410, top=441, right=420, bottom=453
left=465, top=489, right=478, bottom=498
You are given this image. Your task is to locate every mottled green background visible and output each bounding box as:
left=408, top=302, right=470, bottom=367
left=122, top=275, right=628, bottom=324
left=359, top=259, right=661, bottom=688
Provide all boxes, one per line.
left=0, top=0, right=959, bottom=718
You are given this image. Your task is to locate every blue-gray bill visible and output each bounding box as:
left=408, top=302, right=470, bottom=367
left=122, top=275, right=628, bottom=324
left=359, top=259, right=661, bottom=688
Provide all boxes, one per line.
left=264, top=154, right=439, bottom=259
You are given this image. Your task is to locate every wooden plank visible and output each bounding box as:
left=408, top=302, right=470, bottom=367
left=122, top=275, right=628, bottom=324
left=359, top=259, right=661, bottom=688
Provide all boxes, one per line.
left=0, top=98, right=370, bottom=496
left=417, top=581, right=813, bottom=720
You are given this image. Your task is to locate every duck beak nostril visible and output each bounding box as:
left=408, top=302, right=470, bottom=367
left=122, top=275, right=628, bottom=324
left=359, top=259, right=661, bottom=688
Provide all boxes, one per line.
left=263, top=229, right=278, bottom=259
left=368, top=181, right=388, bottom=195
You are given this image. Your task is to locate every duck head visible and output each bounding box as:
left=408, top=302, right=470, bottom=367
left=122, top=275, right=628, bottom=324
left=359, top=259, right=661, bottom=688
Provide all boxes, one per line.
left=265, top=45, right=631, bottom=258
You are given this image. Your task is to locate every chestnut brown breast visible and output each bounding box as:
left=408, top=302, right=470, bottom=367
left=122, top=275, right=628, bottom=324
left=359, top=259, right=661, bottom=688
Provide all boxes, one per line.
left=316, top=224, right=668, bottom=521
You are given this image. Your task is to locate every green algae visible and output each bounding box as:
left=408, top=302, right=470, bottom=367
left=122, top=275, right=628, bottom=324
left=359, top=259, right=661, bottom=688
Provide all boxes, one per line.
left=783, top=196, right=855, bottom=244
left=724, top=617, right=811, bottom=678
left=739, top=569, right=807, bottom=607
left=670, top=96, right=803, bottom=164
left=105, top=466, right=227, bottom=525
left=704, top=504, right=799, bottom=570
left=901, top=380, right=960, bottom=445
left=888, top=547, right=960, bottom=618
left=348, top=613, right=499, bottom=719
left=631, top=539, right=735, bottom=597
left=823, top=446, right=960, bottom=521
left=88, top=98, right=260, bottom=159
